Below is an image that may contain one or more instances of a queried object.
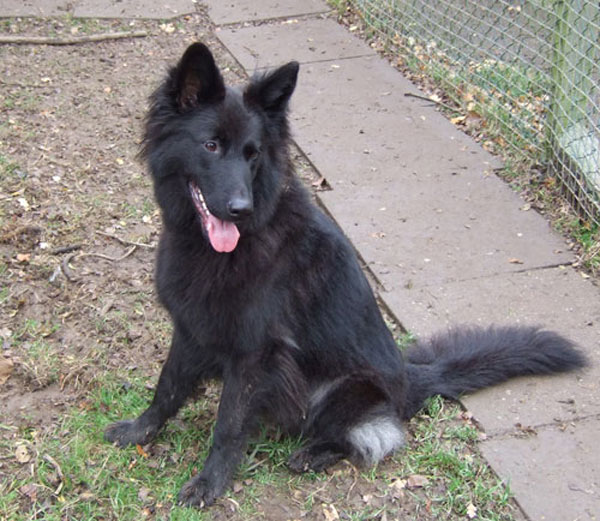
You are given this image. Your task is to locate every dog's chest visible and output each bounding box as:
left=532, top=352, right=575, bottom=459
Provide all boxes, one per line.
left=157, top=243, right=287, bottom=346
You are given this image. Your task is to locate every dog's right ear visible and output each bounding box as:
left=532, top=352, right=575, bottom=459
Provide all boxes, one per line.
left=174, top=43, right=225, bottom=110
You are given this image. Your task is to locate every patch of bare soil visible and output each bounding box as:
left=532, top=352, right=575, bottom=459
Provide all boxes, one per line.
left=1, top=12, right=226, bottom=418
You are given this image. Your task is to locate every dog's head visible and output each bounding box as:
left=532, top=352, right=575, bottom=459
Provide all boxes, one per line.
left=142, top=42, right=299, bottom=253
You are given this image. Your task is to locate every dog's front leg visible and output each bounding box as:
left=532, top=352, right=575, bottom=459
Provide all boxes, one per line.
left=105, top=325, right=219, bottom=447
left=178, top=354, right=259, bottom=508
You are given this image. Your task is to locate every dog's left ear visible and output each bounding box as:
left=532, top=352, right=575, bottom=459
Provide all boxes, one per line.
left=244, top=61, right=299, bottom=115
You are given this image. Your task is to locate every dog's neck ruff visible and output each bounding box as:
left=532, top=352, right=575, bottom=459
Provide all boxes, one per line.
left=188, top=181, right=240, bottom=253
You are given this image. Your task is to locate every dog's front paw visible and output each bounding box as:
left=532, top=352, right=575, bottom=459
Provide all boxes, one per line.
left=178, top=475, right=224, bottom=508
left=104, top=419, right=156, bottom=448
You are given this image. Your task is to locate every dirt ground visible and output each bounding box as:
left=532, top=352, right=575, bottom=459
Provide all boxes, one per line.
left=0, top=12, right=216, bottom=421
left=0, top=11, right=518, bottom=521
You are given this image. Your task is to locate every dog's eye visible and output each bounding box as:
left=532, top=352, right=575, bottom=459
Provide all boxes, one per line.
left=204, top=140, right=218, bottom=153
left=244, top=145, right=260, bottom=161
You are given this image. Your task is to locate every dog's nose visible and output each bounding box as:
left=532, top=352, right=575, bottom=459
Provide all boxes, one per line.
left=227, top=197, right=253, bottom=218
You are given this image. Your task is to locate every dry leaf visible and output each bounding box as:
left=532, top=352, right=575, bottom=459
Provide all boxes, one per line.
left=407, top=474, right=429, bottom=489
left=138, top=486, right=151, bottom=502
left=0, top=357, right=14, bottom=385
left=450, top=115, right=466, bottom=125
left=136, top=444, right=149, bottom=458
left=20, top=483, right=37, bottom=502
left=15, top=444, right=31, bottom=464
left=311, top=176, right=328, bottom=189
left=322, top=503, right=340, bottom=521
left=466, top=502, right=477, bottom=518
left=17, top=197, right=30, bottom=211
left=508, top=258, right=524, bottom=264
left=461, top=410, right=474, bottom=421
left=390, top=478, right=406, bottom=498
left=16, top=253, right=31, bottom=263
left=159, top=23, right=175, bottom=34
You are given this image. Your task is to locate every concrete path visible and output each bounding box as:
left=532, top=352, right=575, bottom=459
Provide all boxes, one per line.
left=2, top=1, right=598, bottom=519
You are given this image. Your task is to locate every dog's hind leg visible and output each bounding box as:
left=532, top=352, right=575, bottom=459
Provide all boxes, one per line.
left=105, top=324, right=220, bottom=447
left=289, top=373, right=405, bottom=473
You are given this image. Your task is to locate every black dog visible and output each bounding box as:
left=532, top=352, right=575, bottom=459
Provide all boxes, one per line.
left=105, top=42, right=587, bottom=507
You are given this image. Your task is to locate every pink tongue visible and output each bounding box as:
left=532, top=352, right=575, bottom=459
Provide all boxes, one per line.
left=206, top=215, right=240, bottom=253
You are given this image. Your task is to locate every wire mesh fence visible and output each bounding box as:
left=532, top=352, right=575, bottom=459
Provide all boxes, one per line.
left=348, top=0, right=600, bottom=225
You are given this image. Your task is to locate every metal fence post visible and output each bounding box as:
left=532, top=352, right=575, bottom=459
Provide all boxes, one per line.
left=548, top=0, right=599, bottom=223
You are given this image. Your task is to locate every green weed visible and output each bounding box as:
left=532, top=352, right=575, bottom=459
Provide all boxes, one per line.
left=0, top=154, right=19, bottom=177
left=396, top=396, right=514, bottom=521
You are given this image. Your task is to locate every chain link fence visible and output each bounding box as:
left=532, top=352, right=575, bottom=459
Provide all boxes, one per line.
left=348, top=0, right=600, bottom=225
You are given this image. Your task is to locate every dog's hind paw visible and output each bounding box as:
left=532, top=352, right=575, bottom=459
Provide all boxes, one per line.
left=104, top=419, right=156, bottom=448
left=288, top=443, right=345, bottom=473
left=178, top=475, right=222, bottom=508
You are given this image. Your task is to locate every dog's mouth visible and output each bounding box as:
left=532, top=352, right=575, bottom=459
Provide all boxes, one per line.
left=188, top=181, right=240, bottom=253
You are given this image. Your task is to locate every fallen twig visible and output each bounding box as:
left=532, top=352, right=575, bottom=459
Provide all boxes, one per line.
left=61, top=245, right=137, bottom=282
left=344, top=460, right=360, bottom=501
left=96, top=230, right=155, bottom=249
left=78, top=245, right=137, bottom=262
left=0, top=79, right=53, bottom=89
left=51, top=244, right=83, bottom=255
left=43, top=454, right=64, bottom=495
left=61, top=253, right=78, bottom=282
left=43, top=454, right=64, bottom=480
left=404, top=91, right=460, bottom=113
left=0, top=30, right=148, bottom=46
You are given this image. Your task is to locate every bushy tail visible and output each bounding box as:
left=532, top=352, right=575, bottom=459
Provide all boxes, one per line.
left=403, top=325, right=587, bottom=419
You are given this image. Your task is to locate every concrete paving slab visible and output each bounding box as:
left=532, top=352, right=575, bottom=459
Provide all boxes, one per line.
left=294, top=56, right=572, bottom=287
left=217, top=18, right=374, bottom=70
left=205, top=0, right=330, bottom=26
left=0, top=0, right=72, bottom=17
left=481, top=418, right=600, bottom=521
left=73, top=0, right=196, bottom=19
left=382, top=266, right=600, bottom=433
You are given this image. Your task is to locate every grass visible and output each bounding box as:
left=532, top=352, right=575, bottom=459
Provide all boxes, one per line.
left=18, top=340, right=62, bottom=388
left=1, top=374, right=213, bottom=521
left=0, top=154, right=19, bottom=177
left=399, top=397, right=514, bottom=521
left=1, top=373, right=517, bottom=521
